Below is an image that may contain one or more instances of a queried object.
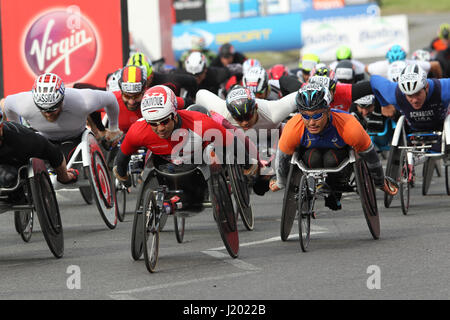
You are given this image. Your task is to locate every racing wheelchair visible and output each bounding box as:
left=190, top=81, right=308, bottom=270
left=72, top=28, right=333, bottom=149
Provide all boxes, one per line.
left=280, top=148, right=380, bottom=252
left=384, top=115, right=450, bottom=215
left=0, top=158, right=64, bottom=258
left=129, top=148, right=249, bottom=273
left=50, top=130, right=117, bottom=229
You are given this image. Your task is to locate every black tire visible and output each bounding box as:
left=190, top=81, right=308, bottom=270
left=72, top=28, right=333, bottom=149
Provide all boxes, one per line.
left=29, top=160, right=64, bottom=258
left=79, top=186, right=94, bottom=205
left=131, top=172, right=158, bottom=261
left=228, top=164, right=254, bottom=231
left=115, top=183, right=127, bottom=222
left=14, top=210, right=34, bottom=243
left=422, top=158, right=434, bottom=196
left=384, top=146, right=401, bottom=208
left=399, top=150, right=410, bottom=215
left=298, top=175, right=312, bottom=252
left=280, top=164, right=302, bottom=241
left=174, top=215, right=185, bottom=243
left=142, top=190, right=160, bottom=273
left=445, top=165, right=450, bottom=195
left=354, top=158, right=380, bottom=240
left=87, top=145, right=117, bottom=229
left=209, top=169, right=239, bottom=259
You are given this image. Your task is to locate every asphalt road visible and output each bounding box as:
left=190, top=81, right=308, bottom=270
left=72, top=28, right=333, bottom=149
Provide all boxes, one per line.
left=1, top=13, right=450, bottom=303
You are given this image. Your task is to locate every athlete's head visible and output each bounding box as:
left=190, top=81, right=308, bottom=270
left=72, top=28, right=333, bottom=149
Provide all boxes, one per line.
left=268, top=64, right=289, bottom=80
left=242, top=66, right=269, bottom=99
left=141, top=85, right=178, bottom=139
left=354, top=94, right=376, bottom=117
left=299, top=53, right=320, bottom=82
left=184, top=51, right=207, bottom=84
left=296, top=83, right=331, bottom=134
left=398, top=64, right=429, bottom=110
left=226, top=86, right=258, bottom=130
left=243, top=58, right=262, bottom=75
left=387, top=60, right=407, bottom=82
left=334, top=60, right=356, bottom=84
left=32, top=73, right=65, bottom=122
left=336, top=45, right=352, bottom=61
left=119, top=65, right=148, bottom=111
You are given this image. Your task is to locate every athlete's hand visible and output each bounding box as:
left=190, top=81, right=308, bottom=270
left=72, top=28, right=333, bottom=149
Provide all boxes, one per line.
left=269, top=178, right=281, bottom=192
left=380, top=176, right=398, bottom=196
left=243, top=164, right=258, bottom=176
left=104, top=129, right=123, bottom=148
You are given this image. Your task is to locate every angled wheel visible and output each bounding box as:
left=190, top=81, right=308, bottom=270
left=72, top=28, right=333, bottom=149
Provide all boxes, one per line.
left=228, top=164, right=254, bottom=231
left=174, top=214, right=185, bottom=243
left=29, top=159, right=64, bottom=258
left=399, top=150, right=411, bottom=215
left=131, top=172, right=158, bottom=261
left=422, top=158, right=434, bottom=196
left=14, top=210, right=34, bottom=243
left=79, top=186, right=93, bottom=205
left=298, top=175, right=313, bottom=252
left=354, top=158, right=380, bottom=240
left=142, top=190, right=160, bottom=273
left=280, top=164, right=302, bottom=241
left=384, top=146, right=401, bottom=208
left=86, top=134, right=117, bottom=229
left=209, top=168, right=239, bottom=258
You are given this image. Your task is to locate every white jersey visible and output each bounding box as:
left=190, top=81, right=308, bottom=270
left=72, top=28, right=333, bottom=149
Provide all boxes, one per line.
left=367, top=59, right=431, bottom=79
left=195, top=89, right=297, bottom=132
left=4, top=88, right=119, bottom=141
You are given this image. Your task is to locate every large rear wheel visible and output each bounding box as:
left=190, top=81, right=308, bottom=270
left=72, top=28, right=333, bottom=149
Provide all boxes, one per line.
left=422, top=158, right=435, bottom=196
left=280, top=164, right=302, bottom=241
left=384, top=146, right=401, bottom=208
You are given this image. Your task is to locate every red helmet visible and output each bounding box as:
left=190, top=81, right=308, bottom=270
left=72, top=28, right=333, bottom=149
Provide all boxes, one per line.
left=268, top=64, right=289, bottom=80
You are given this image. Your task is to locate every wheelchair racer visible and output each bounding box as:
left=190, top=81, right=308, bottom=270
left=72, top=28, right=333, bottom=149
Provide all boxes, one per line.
left=4, top=73, right=122, bottom=162
left=113, top=85, right=234, bottom=189
left=269, top=84, right=398, bottom=211
left=0, top=109, right=77, bottom=201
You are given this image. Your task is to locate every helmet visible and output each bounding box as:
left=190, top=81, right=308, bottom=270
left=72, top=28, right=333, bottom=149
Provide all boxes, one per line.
left=32, top=73, right=65, bottom=111
left=141, top=85, right=177, bottom=122
left=299, top=53, right=320, bottom=72
left=308, top=75, right=337, bottom=94
left=354, top=95, right=375, bottom=108
left=226, top=86, right=257, bottom=122
left=268, top=64, right=289, bottom=80
left=411, top=49, right=431, bottom=62
left=186, top=104, right=211, bottom=116
left=398, top=64, right=428, bottom=95
left=295, top=83, right=331, bottom=112
left=439, top=23, right=450, bottom=40
left=127, top=52, right=153, bottom=79
left=119, top=65, right=147, bottom=94
left=387, top=60, right=407, bottom=82
left=243, top=58, right=261, bottom=75
left=219, top=43, right=235, bottom=58
left=311, top=63, right=330, bottom=77
left=184, top=52, right=207, bottom=75
left=336, top=45, right=352, bottom=61
left=106, top=69, right=121, bottom=92
left=386, top=45, right=407, bottom=63
left=242, top=66, right=269, bottom=94
left=334, top=60, right=355, bottom=83
left=191, top=35, right=206, bottom=50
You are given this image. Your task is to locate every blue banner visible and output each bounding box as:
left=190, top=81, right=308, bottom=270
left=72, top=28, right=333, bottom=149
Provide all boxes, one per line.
left=173, top=13, right=302, bottom=60
left=295, top=3, right=379, bottom=21
left=229, top=0, right=259, bottom=19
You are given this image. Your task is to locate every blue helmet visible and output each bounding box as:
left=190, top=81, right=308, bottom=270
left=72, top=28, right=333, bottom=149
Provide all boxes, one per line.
left=386, top=45, right=406, bottom=63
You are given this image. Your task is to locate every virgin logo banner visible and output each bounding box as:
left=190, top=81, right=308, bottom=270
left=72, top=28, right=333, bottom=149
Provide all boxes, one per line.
left=0, top=0, right=128, bottom=97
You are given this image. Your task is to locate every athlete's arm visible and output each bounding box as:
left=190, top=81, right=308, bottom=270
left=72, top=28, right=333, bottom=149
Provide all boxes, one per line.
left=262, top=91, right=298, bottom=124
left=80, top=89, right=120, bottom=131
left=3, top=94, right=23, bottom=123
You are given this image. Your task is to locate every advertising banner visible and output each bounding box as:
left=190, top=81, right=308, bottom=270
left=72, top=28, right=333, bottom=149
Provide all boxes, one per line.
left=301, top=15, right=409, bottom=61
left=312, top=0, right=345, bottom=10
left=173, top=0, right=207, bottom=23
left=0, top=0, right=127, bottom=96
left=293, top=3, right=379, bottom=21
left=173, top=13, right=302, bottom=60
left=229, top=0, right=259, bottom=19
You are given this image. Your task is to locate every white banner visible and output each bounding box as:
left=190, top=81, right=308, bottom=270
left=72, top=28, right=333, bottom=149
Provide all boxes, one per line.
left=301, top=15, right=409, bottom=61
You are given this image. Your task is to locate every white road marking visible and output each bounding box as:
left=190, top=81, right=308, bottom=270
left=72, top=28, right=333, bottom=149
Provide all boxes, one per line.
left=201, top=250, right=261, bottom=271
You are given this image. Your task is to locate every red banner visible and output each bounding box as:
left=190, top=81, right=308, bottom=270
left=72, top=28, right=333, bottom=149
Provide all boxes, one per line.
left=0, top=0, right=127, bottom=96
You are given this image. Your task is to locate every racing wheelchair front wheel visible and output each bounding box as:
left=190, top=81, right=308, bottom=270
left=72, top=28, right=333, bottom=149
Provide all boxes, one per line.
left=142, top=190, right=160, bottom=273
left=115, top=179, right=127, bottom=222
left=29, top=159, right=64, bottom=258
left=209, top=168, right=239, bottom=259
left=399, top=150, right=410, bottom=215
left=298, top=174, right=313, bottom=252
left=228, top=164, right=254, bottom=231
left=14, top=210, right=34, bottom=243
left=354, top=158, right=380, bottom=240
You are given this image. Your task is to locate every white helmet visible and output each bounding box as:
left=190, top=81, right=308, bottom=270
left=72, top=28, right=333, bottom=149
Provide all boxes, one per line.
left=411, top=49, right=431, bottom=62
left=32, top=73, right=65, bottom=111
left=242, top=58, right=261, bottom=75
left=141, top=85, right=177, bottom=122
left=398, top=64, right=428, bottom=95
left=387, top=60, right=407, bottom=82
left=106, top=69, right=122, bottom=92
left=242, top=66, right=269, bottom=94
left=354, top=94, right=375, bottom=107
left=184, top=52, right=207, bottom=75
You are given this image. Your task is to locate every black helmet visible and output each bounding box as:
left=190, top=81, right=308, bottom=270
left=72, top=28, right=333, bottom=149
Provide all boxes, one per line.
left=295, top=83, right=330, bottom=112
left=334, top=60, right=355, bottom=83
left=226, top=86, right=256, bottom=122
